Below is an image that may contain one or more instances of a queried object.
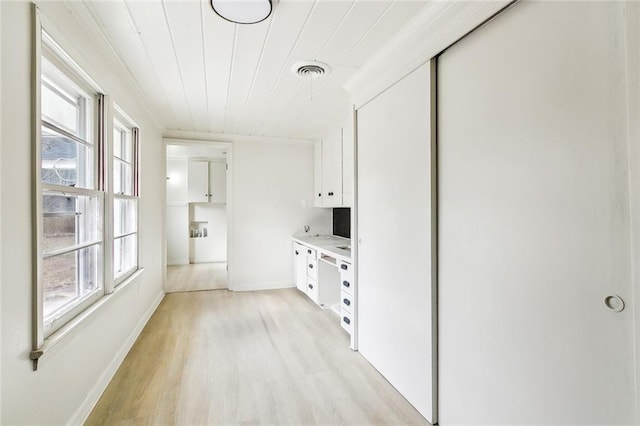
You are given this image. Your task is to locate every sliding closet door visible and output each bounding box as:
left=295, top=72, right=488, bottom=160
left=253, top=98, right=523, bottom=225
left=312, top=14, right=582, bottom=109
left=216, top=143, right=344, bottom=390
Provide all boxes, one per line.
left=357, top=62, right=435, bottom=422
left=438, top=1, right=636, bottom=424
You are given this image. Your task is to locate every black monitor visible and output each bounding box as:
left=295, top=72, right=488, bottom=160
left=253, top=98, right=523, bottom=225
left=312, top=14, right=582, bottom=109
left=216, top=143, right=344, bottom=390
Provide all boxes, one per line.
left=333, top=208, right=350, bottom=239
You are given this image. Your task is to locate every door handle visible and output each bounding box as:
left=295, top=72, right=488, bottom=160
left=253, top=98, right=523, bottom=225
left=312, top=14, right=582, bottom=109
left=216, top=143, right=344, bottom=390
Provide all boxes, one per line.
left=604, top=295, right=625, bottom=312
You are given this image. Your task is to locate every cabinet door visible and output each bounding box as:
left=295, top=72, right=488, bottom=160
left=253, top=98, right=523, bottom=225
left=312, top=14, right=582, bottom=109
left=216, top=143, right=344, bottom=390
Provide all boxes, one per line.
left=292, top=242, right=307, bottom=292
left=342, top=113, right=354, bottom=207
left=314, top=141, right=323, bottom=207
left=209, top=161, right=227, bottom=203
left=321, top=128, right=343, bottom=207
left=187, top=161, right=209, bottom=203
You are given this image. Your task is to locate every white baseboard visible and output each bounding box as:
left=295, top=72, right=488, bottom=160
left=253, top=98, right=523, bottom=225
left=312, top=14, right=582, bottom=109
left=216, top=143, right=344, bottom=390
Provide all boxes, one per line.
left=231, top=281, right=295, bottom=292
left=68, top=291, right=165, bottom=426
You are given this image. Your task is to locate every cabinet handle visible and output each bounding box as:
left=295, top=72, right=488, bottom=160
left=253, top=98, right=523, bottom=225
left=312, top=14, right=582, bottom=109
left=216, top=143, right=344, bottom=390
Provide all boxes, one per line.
left=318, top=193, right=322, bottom=197
left=328, top=192, right=334, bottom=196
left=295, top=251, right=299, bottom=255
left=340, top=264, right=348, bottom=270
left=308, top=264, right=313, bottom=269
left=307, top=249, right=312, bottom=254
left=343, top=280, right=350, bottom=288
left=343, top=317, right=351, bottom=325
left=308, top=284, right=313, bottom=289
left=343, top=298, right=351, bottom=306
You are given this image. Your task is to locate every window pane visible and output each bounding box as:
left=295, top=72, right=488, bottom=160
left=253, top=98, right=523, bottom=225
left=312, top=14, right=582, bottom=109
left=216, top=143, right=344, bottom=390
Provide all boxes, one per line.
left=113, top=126, right=131, bottom=162
left=42, top=81, right=79, bottom=135
left=114, top=234, right=137, bottom=279
left=43, top=192, right=101, bottom=253
left=113, top=159, right=132, bottom=195
left=43, top=244, right=102, bottom=320
left=42, top=125, right=94, bottom=189
left=113, top=127, right=122, bottom=160
left=113, top=198, right=137, bottom=237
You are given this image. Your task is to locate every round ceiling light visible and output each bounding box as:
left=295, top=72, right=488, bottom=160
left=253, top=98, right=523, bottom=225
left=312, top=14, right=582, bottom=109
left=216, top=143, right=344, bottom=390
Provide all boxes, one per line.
left=291, top=61, right=331, bottom=79
left=210, top=0, right=272, bottom=25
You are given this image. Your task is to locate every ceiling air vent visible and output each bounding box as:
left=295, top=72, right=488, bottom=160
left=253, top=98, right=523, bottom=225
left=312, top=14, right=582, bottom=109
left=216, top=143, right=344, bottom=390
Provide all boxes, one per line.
left=292, top=61, right=330, bottom=79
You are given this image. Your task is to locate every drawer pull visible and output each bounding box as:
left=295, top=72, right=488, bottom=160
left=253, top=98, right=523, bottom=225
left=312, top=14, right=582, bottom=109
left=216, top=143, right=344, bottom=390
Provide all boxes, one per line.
left=295, top=250, right=299, bottom=255
left=307, top=249, right=312, bottom=254
left=318, top=193, right=321, bottom=197
left=308, top=284, right=313, bottom=289
left=308, top=264, right=314, bottom=269
left=343, top=317, right=351, bottom=325
left=328, top=192, right=334, bottom=196
left=343, top=298, right=351, bottom=306
left=340, top=264, right=348, bottom=270
left=342, top=280, right=350, bottom=288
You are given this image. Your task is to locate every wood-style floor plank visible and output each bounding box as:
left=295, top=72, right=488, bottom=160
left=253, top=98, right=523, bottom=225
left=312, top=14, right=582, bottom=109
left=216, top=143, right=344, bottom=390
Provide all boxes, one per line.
left=85, top=289, right=430, bottom=425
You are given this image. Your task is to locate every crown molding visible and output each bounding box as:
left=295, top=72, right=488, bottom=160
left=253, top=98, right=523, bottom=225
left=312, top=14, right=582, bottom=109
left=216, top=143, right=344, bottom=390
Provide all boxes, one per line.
left=344, top=0, right=513, bottom=109
left=163, top=129, right=316, bottom=145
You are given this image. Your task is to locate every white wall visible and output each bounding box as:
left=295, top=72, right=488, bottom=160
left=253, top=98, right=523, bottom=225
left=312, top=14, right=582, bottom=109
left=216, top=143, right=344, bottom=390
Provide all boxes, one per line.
left=1, top=2, right=165, bottom=424
left=231, top=140, right=331, bottom=290
left=166, top=206, right=189, bottom=265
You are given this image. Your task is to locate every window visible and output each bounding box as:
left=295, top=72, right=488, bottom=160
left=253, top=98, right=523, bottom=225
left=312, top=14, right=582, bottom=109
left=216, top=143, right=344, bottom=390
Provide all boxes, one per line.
left=39, top=42, right=104, bottom=337
left=112, top=112, right=139, bottom=283
left=34, top=28, right=141, bottom=354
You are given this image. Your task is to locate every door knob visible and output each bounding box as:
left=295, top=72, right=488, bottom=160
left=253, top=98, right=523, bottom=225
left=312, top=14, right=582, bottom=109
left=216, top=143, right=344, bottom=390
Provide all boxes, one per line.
left=604, top=295, right=625, bottom=312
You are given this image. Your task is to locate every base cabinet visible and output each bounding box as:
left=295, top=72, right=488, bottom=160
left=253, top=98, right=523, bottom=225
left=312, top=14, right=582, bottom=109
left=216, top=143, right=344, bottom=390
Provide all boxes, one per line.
left=292, top=242, right=307, bottom=292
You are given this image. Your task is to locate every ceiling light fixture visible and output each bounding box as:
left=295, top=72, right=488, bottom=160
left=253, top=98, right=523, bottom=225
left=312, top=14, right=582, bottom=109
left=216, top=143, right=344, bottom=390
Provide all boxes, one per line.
left=210, top=0, right=273, bottom=25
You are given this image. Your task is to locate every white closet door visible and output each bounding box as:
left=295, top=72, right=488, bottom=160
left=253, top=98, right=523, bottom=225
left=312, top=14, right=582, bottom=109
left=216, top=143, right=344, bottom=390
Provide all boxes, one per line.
left=357, top=62, right=434, bottom=422
left=438, top=1, right=636, bottom=424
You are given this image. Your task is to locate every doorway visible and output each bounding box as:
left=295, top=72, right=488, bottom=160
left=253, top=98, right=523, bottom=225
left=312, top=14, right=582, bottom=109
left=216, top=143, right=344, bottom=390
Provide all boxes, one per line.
left=165, top=141, right=232, bottom=293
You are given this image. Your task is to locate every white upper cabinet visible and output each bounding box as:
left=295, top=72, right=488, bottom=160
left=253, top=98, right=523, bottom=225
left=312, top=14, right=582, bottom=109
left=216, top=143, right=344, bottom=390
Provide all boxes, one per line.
left=208, top=161, right=227, bottom=204
left=321, top=128, right=343, bottom=207
left=342, top=112, right=355, bottom=207
left=315, top=111, right=355, bottom=208
left=188, top=160, right=227, bottom=204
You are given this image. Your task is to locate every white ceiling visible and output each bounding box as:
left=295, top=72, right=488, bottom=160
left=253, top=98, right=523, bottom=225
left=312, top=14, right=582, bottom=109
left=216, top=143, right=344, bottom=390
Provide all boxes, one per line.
left=83, top=0, right=428, bottom=139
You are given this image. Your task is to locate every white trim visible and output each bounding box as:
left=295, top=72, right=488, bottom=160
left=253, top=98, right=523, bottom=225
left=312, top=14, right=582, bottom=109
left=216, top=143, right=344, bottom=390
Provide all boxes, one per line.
left=231, top=282, right=295, bottom=292
left=344, top=0, right=511, bottom=109
left=163, top=130, right=314, bottom=146
left=67, top=289, right=164, bottom=426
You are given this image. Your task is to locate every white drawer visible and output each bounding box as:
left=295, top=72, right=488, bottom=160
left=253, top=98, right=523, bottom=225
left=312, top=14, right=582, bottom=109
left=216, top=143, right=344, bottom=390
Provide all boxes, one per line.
left=340, top=311, right=353, bottom=335
left=304, top=246, right=317, bottom=258
left=341, top=292, right=354, bottom=314
left=307, top=279, right=319, bottom=304
left=340, top=276, right=353, bottom=296
left=306, top=256, right=318, bottom=281
left=338, top=260, right=352, bottom=277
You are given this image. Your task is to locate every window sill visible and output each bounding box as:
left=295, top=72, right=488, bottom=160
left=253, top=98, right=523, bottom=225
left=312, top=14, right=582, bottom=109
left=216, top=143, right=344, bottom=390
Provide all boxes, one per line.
left=30, top=268, right=145, bottom=371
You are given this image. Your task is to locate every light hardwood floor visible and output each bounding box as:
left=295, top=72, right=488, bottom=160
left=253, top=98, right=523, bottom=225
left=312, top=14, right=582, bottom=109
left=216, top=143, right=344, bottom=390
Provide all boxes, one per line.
left=166, top=263, right=228, bottom=293
left=85, top=289, right=430, bottom=425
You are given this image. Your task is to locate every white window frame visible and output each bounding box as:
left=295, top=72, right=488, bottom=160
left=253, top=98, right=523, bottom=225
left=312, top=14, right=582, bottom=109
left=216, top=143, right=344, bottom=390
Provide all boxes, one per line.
left=111, top=106, right=140, bottom=286
left=30, top=8, right=143, bottom=370
left=35, top=30, right=106, bottom=342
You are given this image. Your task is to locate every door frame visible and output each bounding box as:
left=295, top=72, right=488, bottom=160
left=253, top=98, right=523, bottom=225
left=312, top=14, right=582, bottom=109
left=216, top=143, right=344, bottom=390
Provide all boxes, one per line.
left=163, top=138, right=234, bottom=291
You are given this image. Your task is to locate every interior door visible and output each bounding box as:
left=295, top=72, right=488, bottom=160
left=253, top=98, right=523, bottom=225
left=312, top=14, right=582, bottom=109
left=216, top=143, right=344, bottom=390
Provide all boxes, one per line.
left=357, top=62, right=434, bottom=422
left=438, top=1, right=636, bottom=424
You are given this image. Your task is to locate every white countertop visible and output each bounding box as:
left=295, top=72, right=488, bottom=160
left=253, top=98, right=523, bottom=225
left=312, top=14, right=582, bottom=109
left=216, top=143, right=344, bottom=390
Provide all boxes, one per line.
left=291, top=234, right=352, bottom=262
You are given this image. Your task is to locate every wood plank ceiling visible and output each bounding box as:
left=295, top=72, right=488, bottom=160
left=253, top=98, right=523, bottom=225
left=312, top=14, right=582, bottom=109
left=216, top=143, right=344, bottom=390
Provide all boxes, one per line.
left=84, top=0, right=427, bottom=139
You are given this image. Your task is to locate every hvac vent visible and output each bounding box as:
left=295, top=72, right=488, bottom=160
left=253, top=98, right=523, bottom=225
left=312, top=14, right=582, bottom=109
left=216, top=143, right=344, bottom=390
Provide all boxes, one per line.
left=292, top=61, right=330, bottom=79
